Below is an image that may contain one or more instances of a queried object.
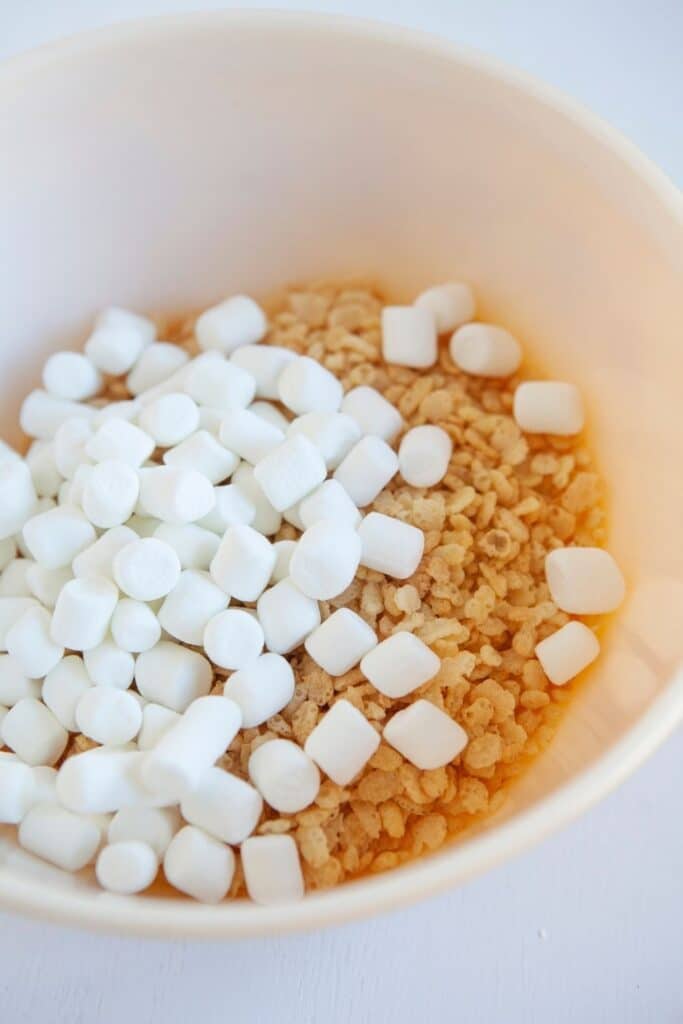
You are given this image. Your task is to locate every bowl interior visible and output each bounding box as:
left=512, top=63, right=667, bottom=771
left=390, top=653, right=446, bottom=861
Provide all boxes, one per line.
left=1, top=12, right=682, bottom=936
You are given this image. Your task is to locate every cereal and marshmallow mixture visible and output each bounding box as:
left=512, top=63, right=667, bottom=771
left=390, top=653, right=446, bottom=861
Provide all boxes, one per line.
left=0, top=280, right=625, bottom=904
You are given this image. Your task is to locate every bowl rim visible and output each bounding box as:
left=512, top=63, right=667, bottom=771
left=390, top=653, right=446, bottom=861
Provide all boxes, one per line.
left=1, top=9, right=682, bottom=940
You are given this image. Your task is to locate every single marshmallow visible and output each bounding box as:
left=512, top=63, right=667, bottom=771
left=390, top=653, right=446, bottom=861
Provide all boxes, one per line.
left=135, top=642, right=212, bottom=712
left=113, top=537, right=181, bottom=601
left=137, top=703, right=180, bottom=751
left=50, top=576, right=119, bottom=651
left=43, top=351, right=102, bottom=401
left=197, top=483, right=256, bottom=534
left=514, top=381, right=584, bottom=435
left=1, top=698, right=68, bottom=765
left=0, top=460, right=37, bottom=540
left=249, top=401, right=291, bottom=433
left=0, top=597, right=40, bottom=650
left=203, top=609, right=264, bottom=670
left=414, top=281, right=476, bottom=333
left=163, top=430, right=239, bottom=484
left=305, top=608, right=377, bottom=676
left=257, top=579, right=321, bottom=655
left=209, top=524, right=275, bottom=601
left=25, top=441, right=62, bottom=499
left=82, top=459, right=140, bottom=529
left=158, top=570, right=229, bottom=645
left=76, top=687, right=142, bottom=745
left=195, top=295, right=267, bottom=353
left=278, top=356, right=343, bottom=415
left=84, top=307, right=155, bottom=375
left=450, top=323, right=522, bottom=378
left=286, top=412, right=361, bottom=470
left=96, top=840, right=158, bottom=894
left=382, top=306, right=437, bottom=368
left=545, top=547, right=625, bottom=614
left=289, top=520, right=361, bottom=600
left=83, top=640, right=136, bottom=689
left=248, top=739, right=320, bottom=813
left=383, top=699, right=468, bottom=769
left=241, top=834, right=304, bottom=905
left=110, top=598, right=161, bottom=653
left=298, top=479, right=361, bottom=530
left=6, top=606, right=64, bottom=679
left=341, top=386, right=403, bottom=443
left=72, top=525, right=138, bottom=581
left=180, top=766, right=262, bottom=844
left=137, top=466, right=215, bottom=524
left=223, top=653, right=295, bottom=728
left=333, top=436, right=399, bottom=507
left=108, top=805, right=181, bottom=857
left=304, top=699, right=379, bottom=785
left=163, top=825, right=235, bottom=903
left=253, top=435, right=326, bottom=511
left=41, top=655, right=92, bottom=730
left=358, top=512, right=424, bottom=578
left=535, top=620, right=600, bottom=685
left=230, top=344, right=296, bottom=399
left=398, top=425, right=453, bottom=487
left=22, top=504, right=96, bottom=569
left=140, top=696, right=241, bottom=803
left=270, top=540, right=297, bottom=583
left=153, top=523, right=219, bottom=571
left=93, top=399, right=141, bottom=426
left=0, top=654, right=41, bottom=704
left=183, top=356, right=256, bottom=416
left=361, top=632, right=440, bottom=697
left=127, top=342, right=189, bottom=396
left=0, top=759, right=36, bottom=824
left=57, top=748, right=165, bottom=814
left=86, top=418, right=155, bottom=466
left=19, top=804, right=102, bottom=871
left=219, top=408, right=284, bottom=464
left=138, top=393, right=199, bottom=447
left=231, top=464, right=282, bottom=536
left=0, top=558, right=34, bottom=597
left=25, top=564, right=72, bottom=609
left=20, top=390, right=96, bottom=441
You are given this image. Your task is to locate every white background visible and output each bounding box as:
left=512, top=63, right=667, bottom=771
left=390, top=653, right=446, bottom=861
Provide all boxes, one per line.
left=1, top=3, right=682, bottom=1021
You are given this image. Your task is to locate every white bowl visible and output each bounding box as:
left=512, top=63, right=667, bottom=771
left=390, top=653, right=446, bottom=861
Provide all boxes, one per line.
left=1, top=11, right=682, bottom=938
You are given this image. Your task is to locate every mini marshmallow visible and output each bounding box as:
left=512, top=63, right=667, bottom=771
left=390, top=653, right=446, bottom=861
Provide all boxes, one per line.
left=22, top=504, right=96, bottom=569
left=535, top=620, right=600, bottom=685
left=43, top=351, right=102, bottom=401
left=0, top=597, right=40, bottom=650
left=0, top=759, right=36, bottom=823
left=361, top=632, right=440, bottom=697
left=209, top=524, right=275, bottom=601
left=85, top=307, right=155, bottom=375
left=85, top=418, right=155, bottom=466
left=341, top=386, right=404, bottom=443
left=241, top=834, right=304, bottom=905
left=304, top=699, right=380, bottom=785
left=76, top=687, right=142, bottom=745
left=198, top=483, right=256, bottom=534
left=54, top=418, right=93, bottom=479
left=278, top=356, right=343, bottom=415
left=290, top=520, right=361, bottom=600
left=50, top=576, right=119, bottom=651
left=514, top=381, right=584, bottom=435
left=127, top=342, right=189, bottom=396
left=248, top=739, right=320, bottom=813
left=253, top=435, right=326, bottom=511
left=96, top=840, right=158, bottom=894
left=333, top=435, right=399, bottom=507
left=286, top=412, right=361, bottom=470
left=219, top=409, right=284, bottom=464
left=203, top=609, right=264, bottom=670
left=110, top=598, right=161, bottom=653
left=358, top=512, right=424, bottom=578
left=1, top=698, right=68, bottom=766
left=137, top=703, right=180, bottom=751
left=450, top=323, right=522, bottom=378
left=0, top=558, right=34, bottom=596
left=19, top=804, right=102, bottom=871
left=25, top=441, right=62, bottom=499
left=137, top=466, right=215, bottom=524
left=20, top=390, right=96, bottom=441
left=163, top=430, right=239, bottom=484
left=398, top=425, right=453, bottom=487
left=270, top=540, right=297, bottom=583
left=382, top=306, right=437, bottom=368
left=108, top=806, right=181, bottom=858
left=158, top=570, right=229, bottom=645
left=223, top=653, right=295, bottom=727
left=305, top=609, right=377, bottom=676
left=83, top=640, right=136, bottom=689
left=41, top=656, right=92, bottom=730
left=180, top=766, right=262, bottom=844
left=231, top=464, right=282, bottom=536
left=57, top=748, right=163, bottom=814
left=6, top=606, right=64, bottom=679
left=153, top=523, right=219, bottom=571
left=26, top=564, right=72, bottom=608
left=249, top=401, right=291, bottom=433
left=0, top=654, right=41, bottom=704
left=82, top=459, right=140, bottom=528
left=545, top=547, right=625, bottom=614
left=195, top=295, right=267, bottom=353
left=0, top=460, right=37, bottom=539
left=184, top=352, right=256, bottom=410
left=414, top=281, right=476, bottom=333
left=72, top=525, right=138, bottom=581
left=383, top=699, right=468, bottom=769
left=113, top=537, right=181, bottom=601
left=298, top=479, right=361, bottom=529
left=230, top=344, right=296, bottom=399
left=257, top=579, right=321, bottom=655
left=138, top=393, right=199, bottom=447
left=163, top=825, right=235, bottom=904
left=135, top=642, right=212, bottom=712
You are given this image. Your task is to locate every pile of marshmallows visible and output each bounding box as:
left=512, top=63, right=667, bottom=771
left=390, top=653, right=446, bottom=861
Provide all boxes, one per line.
left=0, top=282, right=625, bottom=905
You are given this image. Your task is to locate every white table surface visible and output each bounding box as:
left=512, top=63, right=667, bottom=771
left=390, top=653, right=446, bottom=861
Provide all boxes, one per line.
left=1, top=3, right=682, bottom=1021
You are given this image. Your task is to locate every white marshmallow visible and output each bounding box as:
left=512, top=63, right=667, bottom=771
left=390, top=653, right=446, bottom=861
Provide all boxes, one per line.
left=535, top=620, right=600, bottom=686
left=0, top=654, right=41, bottom=704
left=270, top=540, right=297, bottom=584
left=0, top=558, right=34, bottom=596
left=333, top=435, right=399, bottom=507
left=253, top=435, right=326, bottom=511
left=305, top=608, right=377, bottom=676
left=163, top=430, right=239, bottom=484
left=108, top=805, right=181, bottom=857
left=197, top=483, right=255, bottom=534
left=85, top=307, right=155, bottom=375
left=0, top=759, right=36, bottom=823
left=298, top=479, right=360, bottom=530
left=195, top=295, right=267, bottom=354
left=83, top=640, right=136, bottom=689
left=398, top=425, right=453, bottom=487
left=153, top=523, right=219, bottom=571
left=180, top=766, right=262, bottom=844
left=231, top=464, right=282, bottom=536
left=86, top=418, right=155, bottom=466
left=0, top=460, right=37, bottom=540
left=514, top=381, right=584, bottom=435
left=257, top=579, right=321, bottom=655
left=203, top=609, right=264, bottom=670
left=230, top=344, right=296, bottom=399
left=6, top=606, right=64, bottom=679
left=290, top=520, right=361, bottom=600
left=136, top=703, right=180, bottom=751
left=249, top=401, right=291, bottom=432
left=414, top=281, right=476, bottom=333
left=382, top=306, right=437, bottom=368
left=248, top=739, right=319, bottom=813
left=53, top=418, right=93, bottom=479
left=137, top=466, right=215, bottom=524
left=110, top=599, right=161, bottom=653
left=43, top=351, right=102, bottom=401
left=286, top=412, right=361, bottom=470
left=25, top=441, right=62, bottom=499
left=223, top=653, right=295, bottom=728
left=22, top=504, right=96, bottom=569
left=135, top=642, right=212, bottom=712
left=163, top=825, right=235, bottom=903
left=358, top=512, right=424, bottom=578
left=241, top=834, right=304, bottom=905
left=184, top=353, right=256, bottom=410
left=278, top=356, right=343, bottom=415
left=158, top=570, right=229, bottom=645
left=127, top=342, right=189, bottom=396
left=57, top=748, right=164, bottom=814
left=72, top=525, right=138, bottom=581
left=82, top=459, right=140, bottom=528
left=304, top=699, right=379, bottom=785
left=383, top=699, right=468, bottom=769
left=41, top=655, right=92, bottom=730
left=93, top=399, right=141, bottom=426
left=20, top=390, right=96, bottom=441
left=450, top=323, right=522, bottom=377
left=361, top=632, right=440, bottom=697
left=113, top=537, right=181, bottom=601
left=545, top=547, right=625, bottom=614
left=25, top=564, right=72, bottom=608
left=138, top=393, right=199, bottom=447
left=209, top=524, right=275, bottom=601
left=0, top=597, right=40, bottom=650
left=1, top=698, right=68, bottom=766
left=219, top=408, right=284, bottom=464
left=76, top=687, right=142, bottom=745
left=96, top=840, right=158, bottom=894
left=341, top=386, right=403, bottom=443
left=50, top=576, right=119, bottom=651
left=19, top=804, right=102, bottom=871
